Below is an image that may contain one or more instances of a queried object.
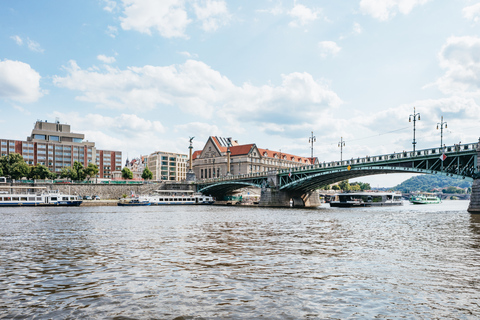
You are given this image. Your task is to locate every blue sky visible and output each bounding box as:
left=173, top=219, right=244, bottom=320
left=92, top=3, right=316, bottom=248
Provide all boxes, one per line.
left=1, top=0, right=480, bottom=187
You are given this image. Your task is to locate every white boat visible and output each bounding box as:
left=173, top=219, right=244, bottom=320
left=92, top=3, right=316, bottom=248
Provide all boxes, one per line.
left=139, top=190, right=215, bottom=205
left=0, top=187, right=82, bottom=207
left=330, top=191, right=403, bottom=207
left=409, top=192, right=441, bottom=204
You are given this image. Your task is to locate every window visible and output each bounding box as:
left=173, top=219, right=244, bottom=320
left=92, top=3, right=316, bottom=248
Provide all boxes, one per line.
left=49, top=136, right=60, bottom=141
left=73, top=138, right=83, bottom=143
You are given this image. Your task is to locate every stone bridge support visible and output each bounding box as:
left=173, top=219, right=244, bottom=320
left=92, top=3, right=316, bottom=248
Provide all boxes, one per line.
left=468, top=138, right=480, bottom=213
left=258, top=188, right=322, bottom=208
left=258, top=172, right=321, bottom=207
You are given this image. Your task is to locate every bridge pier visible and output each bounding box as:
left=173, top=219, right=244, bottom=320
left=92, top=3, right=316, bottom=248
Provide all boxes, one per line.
left=468, top=138, right=480, bottom=213
left=468, top=179, right=480, bottom=213
left=258, top=188, right=322, bottom=208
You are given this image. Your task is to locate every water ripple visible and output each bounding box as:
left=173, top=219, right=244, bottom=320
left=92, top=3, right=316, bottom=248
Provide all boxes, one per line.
left=0, top=202, right=479, bottom=319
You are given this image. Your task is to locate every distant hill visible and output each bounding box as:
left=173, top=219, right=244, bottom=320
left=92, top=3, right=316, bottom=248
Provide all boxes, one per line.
left=392, top=175, right=471, bottom=193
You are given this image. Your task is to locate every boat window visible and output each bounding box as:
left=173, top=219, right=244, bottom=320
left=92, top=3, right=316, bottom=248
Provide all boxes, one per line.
left=51, top=197, right=57, bottom=201
left=28, top=197, right=35, bottom=201
left=21, top=197, right=28, bottom=201
left=5, top=197, right=11, bottom=201
left=36, top=197, right=42, bottom=201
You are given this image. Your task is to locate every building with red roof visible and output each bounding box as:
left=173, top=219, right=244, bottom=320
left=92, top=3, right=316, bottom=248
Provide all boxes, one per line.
left=192, top=136, right=318, bottom=179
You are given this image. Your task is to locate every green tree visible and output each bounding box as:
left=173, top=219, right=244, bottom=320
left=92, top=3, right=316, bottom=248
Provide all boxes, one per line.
left=0, top=153, right=30, bottom=180
left=29, top=164, right=54, bottom=179
left=142, top=166, right=153, bottom=180
left=338, top=180, right=350, bottom=192
left=122, top=167, right=133, bottom=179
left=60, top=167, right=73, bottom=180
left=351, top=184, right=361, bottom=191
left=0, top=166, right=3, bottom=176
left=84, top=163, right=99, bottom=180
left=73, top=161, right=87, bottom=181
left=331, top=185, right=340, bottom=191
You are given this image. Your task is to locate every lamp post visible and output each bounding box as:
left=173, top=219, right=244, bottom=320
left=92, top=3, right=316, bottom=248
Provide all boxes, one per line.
left=309, top=131, right=316, bottom=159
left=436, top=116, right=447, bottom=150
left=338, top=137, right=345, bottom=161
left=409, top=107, right=420, bottom=154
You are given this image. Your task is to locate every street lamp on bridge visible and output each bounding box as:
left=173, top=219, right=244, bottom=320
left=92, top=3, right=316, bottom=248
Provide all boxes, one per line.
left=409, top=107, right=420, bottom=154
left=309, top=131, right=316, bottom=159
left=338, top=137, right=345, bottom=161
left=437, top=116, right=447, bottom=150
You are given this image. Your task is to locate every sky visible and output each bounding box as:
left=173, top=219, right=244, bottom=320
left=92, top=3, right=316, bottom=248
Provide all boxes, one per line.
left=1, top=0, right=480, bottom=187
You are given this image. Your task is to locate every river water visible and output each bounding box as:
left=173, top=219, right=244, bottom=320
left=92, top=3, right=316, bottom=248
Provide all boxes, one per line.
left=1, top=201, right=480, bottom=319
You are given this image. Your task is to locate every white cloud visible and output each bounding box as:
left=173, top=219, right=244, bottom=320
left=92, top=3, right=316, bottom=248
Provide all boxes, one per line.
left=193, top=0, right=231, bottom=32
left=13, top=105, right=31, bottom=115
left=318, top=41, right=341, bottom=58
left=256, top=2, right=284, bottom=15
left=27, top=38, right=44, bottom=53
left=11, top=35, right=23, bottom=45
left=0, top=59, right=44, bottom=103
left=359, top=0, right=431, bottom=21
left=353, top=22, right=362, bottom=34
left=435, top=36, right=480, bottom=96
left=106, top=25, right=118, bottom=38
left=97, top=54, right=116, bottom=64
left=463, top=3, right=480, bottom=23
left=120, top=0, right=191, bottom=38
left=10, top=35, right=44, bottom=53
left=288, top=3, right=322, bottom=27
left=103, top=0, right=117, bottom=12
left=178, top=51, right=198, bottom=58
left=52, top=60, right=342, bottom=131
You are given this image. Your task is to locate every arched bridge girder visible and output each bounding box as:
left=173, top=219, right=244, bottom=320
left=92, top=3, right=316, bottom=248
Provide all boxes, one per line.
left=197, top=181, right=263, bottom=195
left=279, top=166, right=474, bottom=193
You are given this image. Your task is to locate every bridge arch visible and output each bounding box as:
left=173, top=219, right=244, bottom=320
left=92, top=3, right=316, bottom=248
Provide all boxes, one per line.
left=279, top=166, right=473, bottom=193
left=197, top=181, right=262, bottom=195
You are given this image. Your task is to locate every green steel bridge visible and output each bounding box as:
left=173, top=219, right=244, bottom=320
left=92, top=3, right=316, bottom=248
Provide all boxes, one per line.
left=196, top=141, right=478, bottom=197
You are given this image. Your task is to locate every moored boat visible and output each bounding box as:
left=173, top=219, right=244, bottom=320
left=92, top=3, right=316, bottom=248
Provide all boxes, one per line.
left=117, top=198, right=151, bottom=206
left=330, top=191, right=403, bottom=207
left=139, top=190, right=215, bottom=205
left=409, top=192, right=441, bottom=204
left=0, top=188, right=82, bottom=207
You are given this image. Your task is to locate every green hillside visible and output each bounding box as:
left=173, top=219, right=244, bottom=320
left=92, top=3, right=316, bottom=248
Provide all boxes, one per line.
left=392, top=175, right=471, bottom=193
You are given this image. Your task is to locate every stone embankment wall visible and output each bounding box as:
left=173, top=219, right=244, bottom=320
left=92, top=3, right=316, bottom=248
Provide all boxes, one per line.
left=9, top=182, right=196, bottom=200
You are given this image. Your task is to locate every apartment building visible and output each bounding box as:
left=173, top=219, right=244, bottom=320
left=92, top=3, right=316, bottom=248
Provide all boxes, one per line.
left=0, top=120, right=122, bottom=179
left=146, top=151, right=188, bottom=181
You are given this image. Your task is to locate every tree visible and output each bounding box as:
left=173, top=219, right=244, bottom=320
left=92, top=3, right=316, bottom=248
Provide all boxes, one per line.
left=0, top=153, right=30, bottom=180
left=338, top=180, right=350, bottom=192
left=0, top=166, right=3, bottom=176
left=142, top=166, right=153, bottom=180
left=84, top=163, right=99, bottom=180
left=331, top=185, right=340, bottom=191
left=60, top=161, right=88, bottom=181
left=73, top=161, right=87, bottom=181
left=122, top=167, right=133, bottom=179
left=351, top=184, right=361, bottom=191
left=29, top=164, right=54, bottom=179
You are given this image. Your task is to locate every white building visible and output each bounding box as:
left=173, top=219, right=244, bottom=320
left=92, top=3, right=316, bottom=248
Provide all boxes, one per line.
left=146, top=151, right=188, bottom=181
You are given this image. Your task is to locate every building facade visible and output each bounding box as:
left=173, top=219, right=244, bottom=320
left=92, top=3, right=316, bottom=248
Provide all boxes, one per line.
left=146, top=151, right=188, bottom=181
left=0, top=120, right=122, bottom=179
left=192, top=136, right=318, bottom=179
